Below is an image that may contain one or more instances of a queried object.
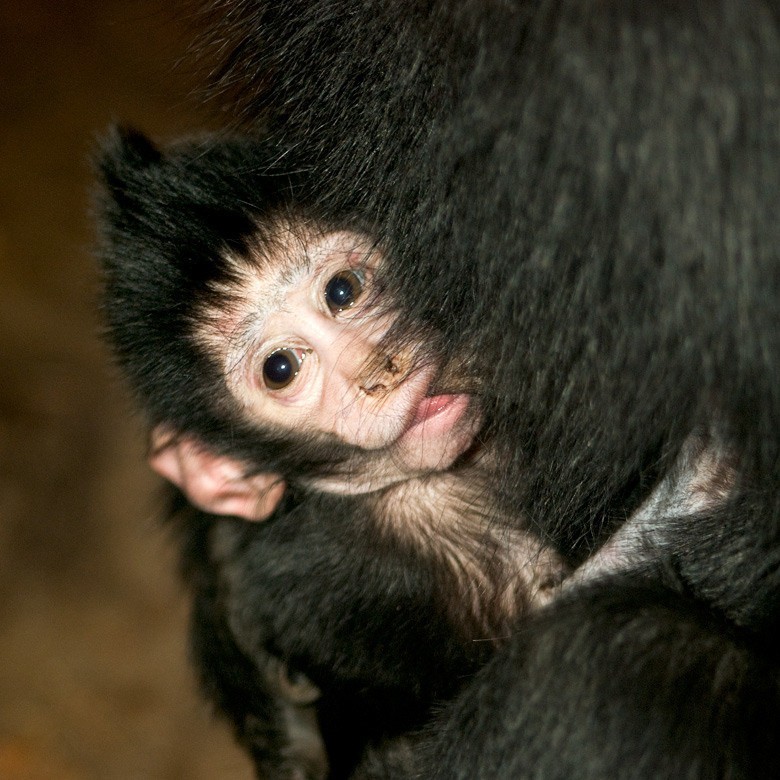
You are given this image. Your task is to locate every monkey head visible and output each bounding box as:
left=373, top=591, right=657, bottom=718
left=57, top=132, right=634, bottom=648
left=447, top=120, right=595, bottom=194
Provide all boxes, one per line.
left=97, top=129, right=482, bottom=500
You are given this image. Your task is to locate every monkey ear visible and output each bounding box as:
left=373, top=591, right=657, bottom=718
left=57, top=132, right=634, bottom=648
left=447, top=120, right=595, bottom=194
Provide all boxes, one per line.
left=103, top=125, right=161, bottom=167
left=94, top=126, right=171, bottom=208
left=148, top=429, right=287, bottom=522
left=95, top=125, right=163, bottom=197
left=94, top=126, right=163, bottom=231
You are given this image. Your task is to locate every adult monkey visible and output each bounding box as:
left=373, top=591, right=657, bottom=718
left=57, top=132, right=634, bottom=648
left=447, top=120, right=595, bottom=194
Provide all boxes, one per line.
left=157, top=0, right=780, bottom=776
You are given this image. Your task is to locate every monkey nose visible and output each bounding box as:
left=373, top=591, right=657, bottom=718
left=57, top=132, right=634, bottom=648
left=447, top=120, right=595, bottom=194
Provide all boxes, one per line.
left=358, top=353, right=406, bottom=397
left=359, top=381, right=388, bottom=397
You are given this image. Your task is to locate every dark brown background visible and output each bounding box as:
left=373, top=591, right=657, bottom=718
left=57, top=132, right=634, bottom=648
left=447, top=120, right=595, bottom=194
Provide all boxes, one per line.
left=0, top=1, right=253, bottom=775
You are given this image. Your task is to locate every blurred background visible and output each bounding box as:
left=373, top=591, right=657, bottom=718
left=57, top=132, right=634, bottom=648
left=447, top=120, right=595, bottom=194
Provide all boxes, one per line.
left=0, top=1, right=253, bottom=776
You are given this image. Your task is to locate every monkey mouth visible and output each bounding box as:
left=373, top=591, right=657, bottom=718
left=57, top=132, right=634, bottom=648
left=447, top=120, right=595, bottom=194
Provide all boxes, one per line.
left=400, top=393, right=472, bottom=443
left=411, top=394, right=463, bottom=425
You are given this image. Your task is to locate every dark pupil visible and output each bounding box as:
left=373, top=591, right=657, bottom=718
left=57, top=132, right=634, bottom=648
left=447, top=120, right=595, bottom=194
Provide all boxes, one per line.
left=325, top=271, right=361, bottom=312
left=262, top=349, right=299, bottom=390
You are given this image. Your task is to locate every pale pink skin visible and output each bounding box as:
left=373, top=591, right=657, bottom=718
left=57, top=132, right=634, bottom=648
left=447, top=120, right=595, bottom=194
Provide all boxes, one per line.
left=149, top=231, right=477, bottom=521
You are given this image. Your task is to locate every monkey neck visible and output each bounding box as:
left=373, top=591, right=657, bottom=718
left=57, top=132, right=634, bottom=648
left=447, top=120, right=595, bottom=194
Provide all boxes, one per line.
left=297, top=431, right=486, bottom=497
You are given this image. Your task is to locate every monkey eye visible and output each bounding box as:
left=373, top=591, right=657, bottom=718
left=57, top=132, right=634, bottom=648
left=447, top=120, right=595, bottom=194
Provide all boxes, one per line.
left=324, top=269, right=364, bottom=314
left=262, top=348, right=303, bottom=391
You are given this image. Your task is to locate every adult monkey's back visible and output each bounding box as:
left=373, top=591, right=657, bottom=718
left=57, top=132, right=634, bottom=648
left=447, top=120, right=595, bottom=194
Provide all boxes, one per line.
left=195, top=0, right=780, bottom=775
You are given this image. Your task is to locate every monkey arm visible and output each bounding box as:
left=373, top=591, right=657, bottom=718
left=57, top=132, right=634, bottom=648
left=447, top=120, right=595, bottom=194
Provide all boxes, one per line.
left=358, top=577, right=780, bottom=780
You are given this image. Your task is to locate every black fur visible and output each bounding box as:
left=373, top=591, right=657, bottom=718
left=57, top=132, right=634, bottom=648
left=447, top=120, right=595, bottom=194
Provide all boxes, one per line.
left=97, top=0, right=780, bottom=776
left=177, top=493, right=490, bottom=778
left=390, top=578, right=780, bottom=779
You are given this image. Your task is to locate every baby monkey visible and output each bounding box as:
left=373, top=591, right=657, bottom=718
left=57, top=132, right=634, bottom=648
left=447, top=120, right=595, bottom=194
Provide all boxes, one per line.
left=97, top=128, right=565, bottom=778
left=99, top=129, right=741, bottom=779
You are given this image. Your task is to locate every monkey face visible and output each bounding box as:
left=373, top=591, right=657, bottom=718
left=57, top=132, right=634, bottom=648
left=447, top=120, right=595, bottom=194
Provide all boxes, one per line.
left=198, top=229, right=480, bottom=490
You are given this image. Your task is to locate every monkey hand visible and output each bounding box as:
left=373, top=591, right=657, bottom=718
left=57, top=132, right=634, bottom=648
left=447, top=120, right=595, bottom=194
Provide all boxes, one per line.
left=148, top=426, right=286, bottom=521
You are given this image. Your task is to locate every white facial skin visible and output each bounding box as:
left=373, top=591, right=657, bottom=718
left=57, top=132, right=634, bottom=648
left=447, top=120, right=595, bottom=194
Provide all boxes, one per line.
left=151, top=229, right=479, bottom=519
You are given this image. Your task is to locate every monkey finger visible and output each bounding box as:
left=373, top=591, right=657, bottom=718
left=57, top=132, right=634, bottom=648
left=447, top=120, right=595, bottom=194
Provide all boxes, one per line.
left=147, top=438, right=186, bottom=486
left=246, top=476, right=286, bottom=521
left=148, top=424, right=178, bottom=454
left=176, top=470, right=286, bottom=521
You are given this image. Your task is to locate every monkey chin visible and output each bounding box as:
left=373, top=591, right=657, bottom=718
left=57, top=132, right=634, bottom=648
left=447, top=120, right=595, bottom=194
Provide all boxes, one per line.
left=394, top=393, right=480, bottom=473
